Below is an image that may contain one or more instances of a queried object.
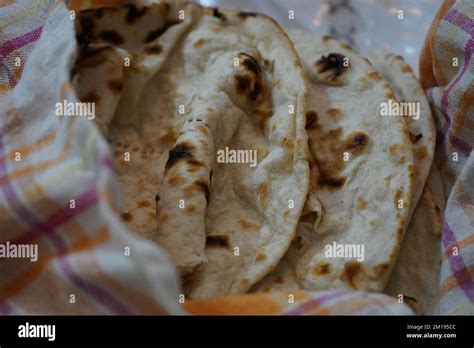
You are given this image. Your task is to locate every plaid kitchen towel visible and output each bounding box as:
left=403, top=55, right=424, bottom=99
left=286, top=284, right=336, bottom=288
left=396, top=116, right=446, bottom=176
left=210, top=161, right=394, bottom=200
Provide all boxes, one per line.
left=420, top=0, right=474, bottom=314
left=0, top=0, right=183, bottom=314
left=0, top=0, right=413, bottom=315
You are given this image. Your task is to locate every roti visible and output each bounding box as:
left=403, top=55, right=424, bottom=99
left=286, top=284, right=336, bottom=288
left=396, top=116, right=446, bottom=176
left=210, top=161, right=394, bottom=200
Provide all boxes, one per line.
left=254, top=31, right=414, bottom=293
left=72, top=3, right=311, bottom=298
left=371, top=53, right=436, bottom=219
left=371, top=54, right=439, bottom=314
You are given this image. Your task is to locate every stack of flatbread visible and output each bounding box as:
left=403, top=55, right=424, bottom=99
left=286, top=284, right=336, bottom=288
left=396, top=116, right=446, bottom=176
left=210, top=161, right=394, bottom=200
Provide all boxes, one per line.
left=71, top=2, right=441, bottom=314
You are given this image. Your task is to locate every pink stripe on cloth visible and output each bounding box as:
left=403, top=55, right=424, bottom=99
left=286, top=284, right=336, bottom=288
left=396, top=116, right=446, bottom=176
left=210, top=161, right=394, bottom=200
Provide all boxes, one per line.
left=100, top=155, right=114, bottom=170
left=0, top=301, right=16, bottom=314
left=285, top=291, right=352, bottom=315
left=437, top=38, right=474, bottom=147
left=55, top=241, right=133, bottom=315
left=0, top=26, right=43, bottom=61
left=449, top=134, right=472, bottom=156
left=10, top=187, right=99, bottom=246
left=441, top=220, right=474, bottom=303
left=444, top=8, right=474, bottom=36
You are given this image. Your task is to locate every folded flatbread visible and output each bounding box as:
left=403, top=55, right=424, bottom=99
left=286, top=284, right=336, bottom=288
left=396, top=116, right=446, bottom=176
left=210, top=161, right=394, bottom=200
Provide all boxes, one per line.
left=371, top=54, right=439, bottom=314
left=254, top=31, right=414, bottom=292
left=384, top=165, right=443, bottom=314
left=72, top=3, right=311, bottom=298
left=371, top=54, right=436, bottom=219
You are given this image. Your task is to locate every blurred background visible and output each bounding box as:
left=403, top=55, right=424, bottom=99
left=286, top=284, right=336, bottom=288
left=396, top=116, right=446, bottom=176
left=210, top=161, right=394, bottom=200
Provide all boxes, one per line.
left=195, top=0, right=442, bottom=75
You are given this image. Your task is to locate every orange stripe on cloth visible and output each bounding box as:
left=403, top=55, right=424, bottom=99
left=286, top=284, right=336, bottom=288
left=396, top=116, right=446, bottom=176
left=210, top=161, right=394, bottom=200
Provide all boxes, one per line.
left=0, top=118, right=76, bottom=184
left=184, top=291, right=309, bottom=315
left=11, top=259, right=104, bottom=314
left=454, top=185, right=474, bottom=226
left=0, top=227, right=108, bottom=300
left=0, top=65, right=23, bottom=95
left=1, top=81, right=76, bottom=163
left=0, top=82, right=10, bottom=94
left=419, top=0, right=455, bottom=89
left=0, top=183, right=113, bottom=244
left=440, top=264, right=474, bottom=296
left=443, top=233, right=474, bottom=261
left=80, top=254, right=168, bottom=314
left=7, top=179, right=157, bottom=313
left=0, top=0, right=15, bottom=8
left=452, top=81, right=474, bottom=134
left=0, top=130, right=57, bottom=170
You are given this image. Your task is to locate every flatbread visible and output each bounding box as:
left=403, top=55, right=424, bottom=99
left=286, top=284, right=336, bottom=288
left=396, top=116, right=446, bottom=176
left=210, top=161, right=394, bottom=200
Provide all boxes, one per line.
left=385, top=185, right=442, bottom=314
left=384, top=164, right=443, bottom=315
left=254, top=31, right=414, bottom=292
left=72, top=4, right=311, bottom=298
left=371, top=53, right=436, bottom=218
left=371, top=54, right=439, bottom=314
left=73, top=2, right=196, bottom=242
left=183, top=8, right=310, bottom=298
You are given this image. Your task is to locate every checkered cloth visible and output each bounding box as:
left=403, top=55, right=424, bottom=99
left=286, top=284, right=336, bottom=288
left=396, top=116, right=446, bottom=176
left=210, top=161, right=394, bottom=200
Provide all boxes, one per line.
left=2, top=0, right=469, bottom=315
left=0, top=0, right=183, bottom=315
left=420, top=0, right=474, bottom=315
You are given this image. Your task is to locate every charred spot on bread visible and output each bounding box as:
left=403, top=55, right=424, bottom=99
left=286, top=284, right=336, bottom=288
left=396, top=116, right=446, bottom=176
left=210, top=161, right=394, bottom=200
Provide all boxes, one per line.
left=126, top=4, right=147, bottom=23
left=206, top=235, right=229, bottom=248
left=120, top=212, right=133, bottom=222
left=239, top=52, right=262, bottom=75
left=145, top=28, right=164, bottom=43
left=80, top=91, right=100, bottom=104
left=194, top=180, right=210, bottom=205
left=235, top=75, right=261, bottom=101
left=145, top=44, right=163, bottom=54
left=235, top=75, right=251, bottom=93
left=251, top=79, right=262, bottom=101
left=318, top=174, right=345, bottom=189
left=76, top=15, right=94, bottom=49
left=409, top=132, right=423, bottom=144
left=305, top=111, right=319, bottom=129
left=107, top=79, right=123, bottom=94
left=345, top=131, right=369, bottom=155
left=315, top=53, right=349, bottom=84
left=234, top=53, right=263, bottom=101
left=165, top=142, right=195, bottom=170
left=212, top=8, right=226, bottom=20
left=100, top=30, right=124, bottom=45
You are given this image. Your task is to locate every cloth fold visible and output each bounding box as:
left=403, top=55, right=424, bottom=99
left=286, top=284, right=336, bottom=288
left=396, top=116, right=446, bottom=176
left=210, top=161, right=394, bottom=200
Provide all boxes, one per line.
left=419, top=0, right=474, bottom=315
left=0, top=0, right=182, bottom=315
